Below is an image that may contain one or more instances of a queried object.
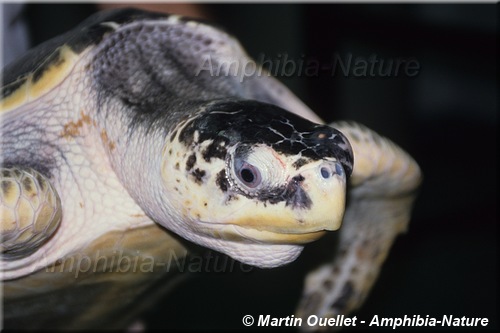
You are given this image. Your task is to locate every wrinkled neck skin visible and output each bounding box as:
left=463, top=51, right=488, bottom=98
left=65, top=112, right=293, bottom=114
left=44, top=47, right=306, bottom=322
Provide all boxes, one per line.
left=94, top=97, right=179, bottom=226
left=95, top=97, right=304, bottom=268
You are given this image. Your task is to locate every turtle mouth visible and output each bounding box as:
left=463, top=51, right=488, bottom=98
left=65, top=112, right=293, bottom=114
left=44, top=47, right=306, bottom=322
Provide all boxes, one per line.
left=230, top=225, right=328, bottom=244
left=195, top=220, right=329, bottom=244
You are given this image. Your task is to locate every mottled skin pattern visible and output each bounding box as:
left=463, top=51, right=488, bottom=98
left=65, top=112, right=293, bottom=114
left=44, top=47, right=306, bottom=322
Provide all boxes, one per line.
left=0, top=8, right=421, bottom=330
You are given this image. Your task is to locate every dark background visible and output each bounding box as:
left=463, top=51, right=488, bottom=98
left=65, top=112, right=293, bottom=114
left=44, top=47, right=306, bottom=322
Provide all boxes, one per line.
left=13, top=3, right=498, bottom=331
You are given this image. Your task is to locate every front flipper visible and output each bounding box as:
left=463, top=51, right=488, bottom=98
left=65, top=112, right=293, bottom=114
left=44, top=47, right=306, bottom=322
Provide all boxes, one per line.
left=296, top=122, right=422, bottom=329
left=1, top=167, right=62, bottom=260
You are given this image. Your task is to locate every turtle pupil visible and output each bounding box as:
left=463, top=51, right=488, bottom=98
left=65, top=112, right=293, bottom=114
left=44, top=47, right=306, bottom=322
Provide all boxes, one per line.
left=240, top=168, right=255, bottom=183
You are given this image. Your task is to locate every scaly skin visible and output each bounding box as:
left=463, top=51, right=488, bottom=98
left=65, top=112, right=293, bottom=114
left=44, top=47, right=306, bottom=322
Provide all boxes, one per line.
left=0, top=58, right=152, bottom=278
left=1, top=45, right=182, bottom=328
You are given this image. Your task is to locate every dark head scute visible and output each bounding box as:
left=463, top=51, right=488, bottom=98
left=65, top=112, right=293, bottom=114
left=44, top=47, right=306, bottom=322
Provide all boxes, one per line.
left=301, top=126, right=354, bottom=178
left=185, top=100, right=354, bottom=177
left=292, top=158, right=309, bottom=170
left=202, top=137, right=228, bottom=162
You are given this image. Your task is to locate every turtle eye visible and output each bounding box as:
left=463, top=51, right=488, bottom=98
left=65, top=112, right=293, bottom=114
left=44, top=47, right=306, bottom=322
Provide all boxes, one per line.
left=235, top=161, right=262, bottom=188
left=228, top=143, right=285, bottom=195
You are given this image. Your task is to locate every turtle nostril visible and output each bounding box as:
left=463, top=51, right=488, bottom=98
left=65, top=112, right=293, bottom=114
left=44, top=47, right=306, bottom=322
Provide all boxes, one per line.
left=335, top=163, right=344, bottom=176
left=320, top=166, right=332, bottom=179
left=318, top=161, right=344, bottom=180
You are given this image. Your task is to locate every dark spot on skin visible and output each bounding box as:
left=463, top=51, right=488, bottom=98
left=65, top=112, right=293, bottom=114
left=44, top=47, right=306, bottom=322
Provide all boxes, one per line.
left=202, top=138, right=228, bottom=162
left=216, top=170, right=229, bottom=192
left=1, top=181, right=12, bottom=195
left=292, top=158, right=308, bottom=170
left=225, top=194, right=239, bottom=203
left=186, top=154, right=197, bottom=171
left=168, top=149, right=172, bottom=156
left=191, top=168, right=206, bottom=184
left=175, top=163, right=180, bottom=170
left=22, top=177, right=32, bottom=192
left=330, top=281, right=355, bottom=312
left=282, top=176, right=311, bottom=209
left=323, top=279, right=334, bottom=291
left=285, top=186, right=312, bottom=209
left=248, top=186, right=286, bottom=206
left=204, top=202, right=208, bottom=207
left=176, top=179, right=180, bottom=183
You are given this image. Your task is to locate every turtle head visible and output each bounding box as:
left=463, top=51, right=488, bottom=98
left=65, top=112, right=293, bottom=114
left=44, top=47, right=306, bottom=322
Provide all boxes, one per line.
left=160, top=100, right=353, bottom=267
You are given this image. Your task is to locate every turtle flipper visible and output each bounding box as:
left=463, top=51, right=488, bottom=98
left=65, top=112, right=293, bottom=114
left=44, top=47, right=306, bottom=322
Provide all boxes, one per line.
left=296, top=122, right=422, bottom=328
left=1, top=167, right=62, bottom=260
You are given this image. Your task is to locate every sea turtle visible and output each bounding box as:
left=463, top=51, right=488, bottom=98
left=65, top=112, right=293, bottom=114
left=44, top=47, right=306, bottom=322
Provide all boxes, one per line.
left=0, top=8, right=421, bottom=329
